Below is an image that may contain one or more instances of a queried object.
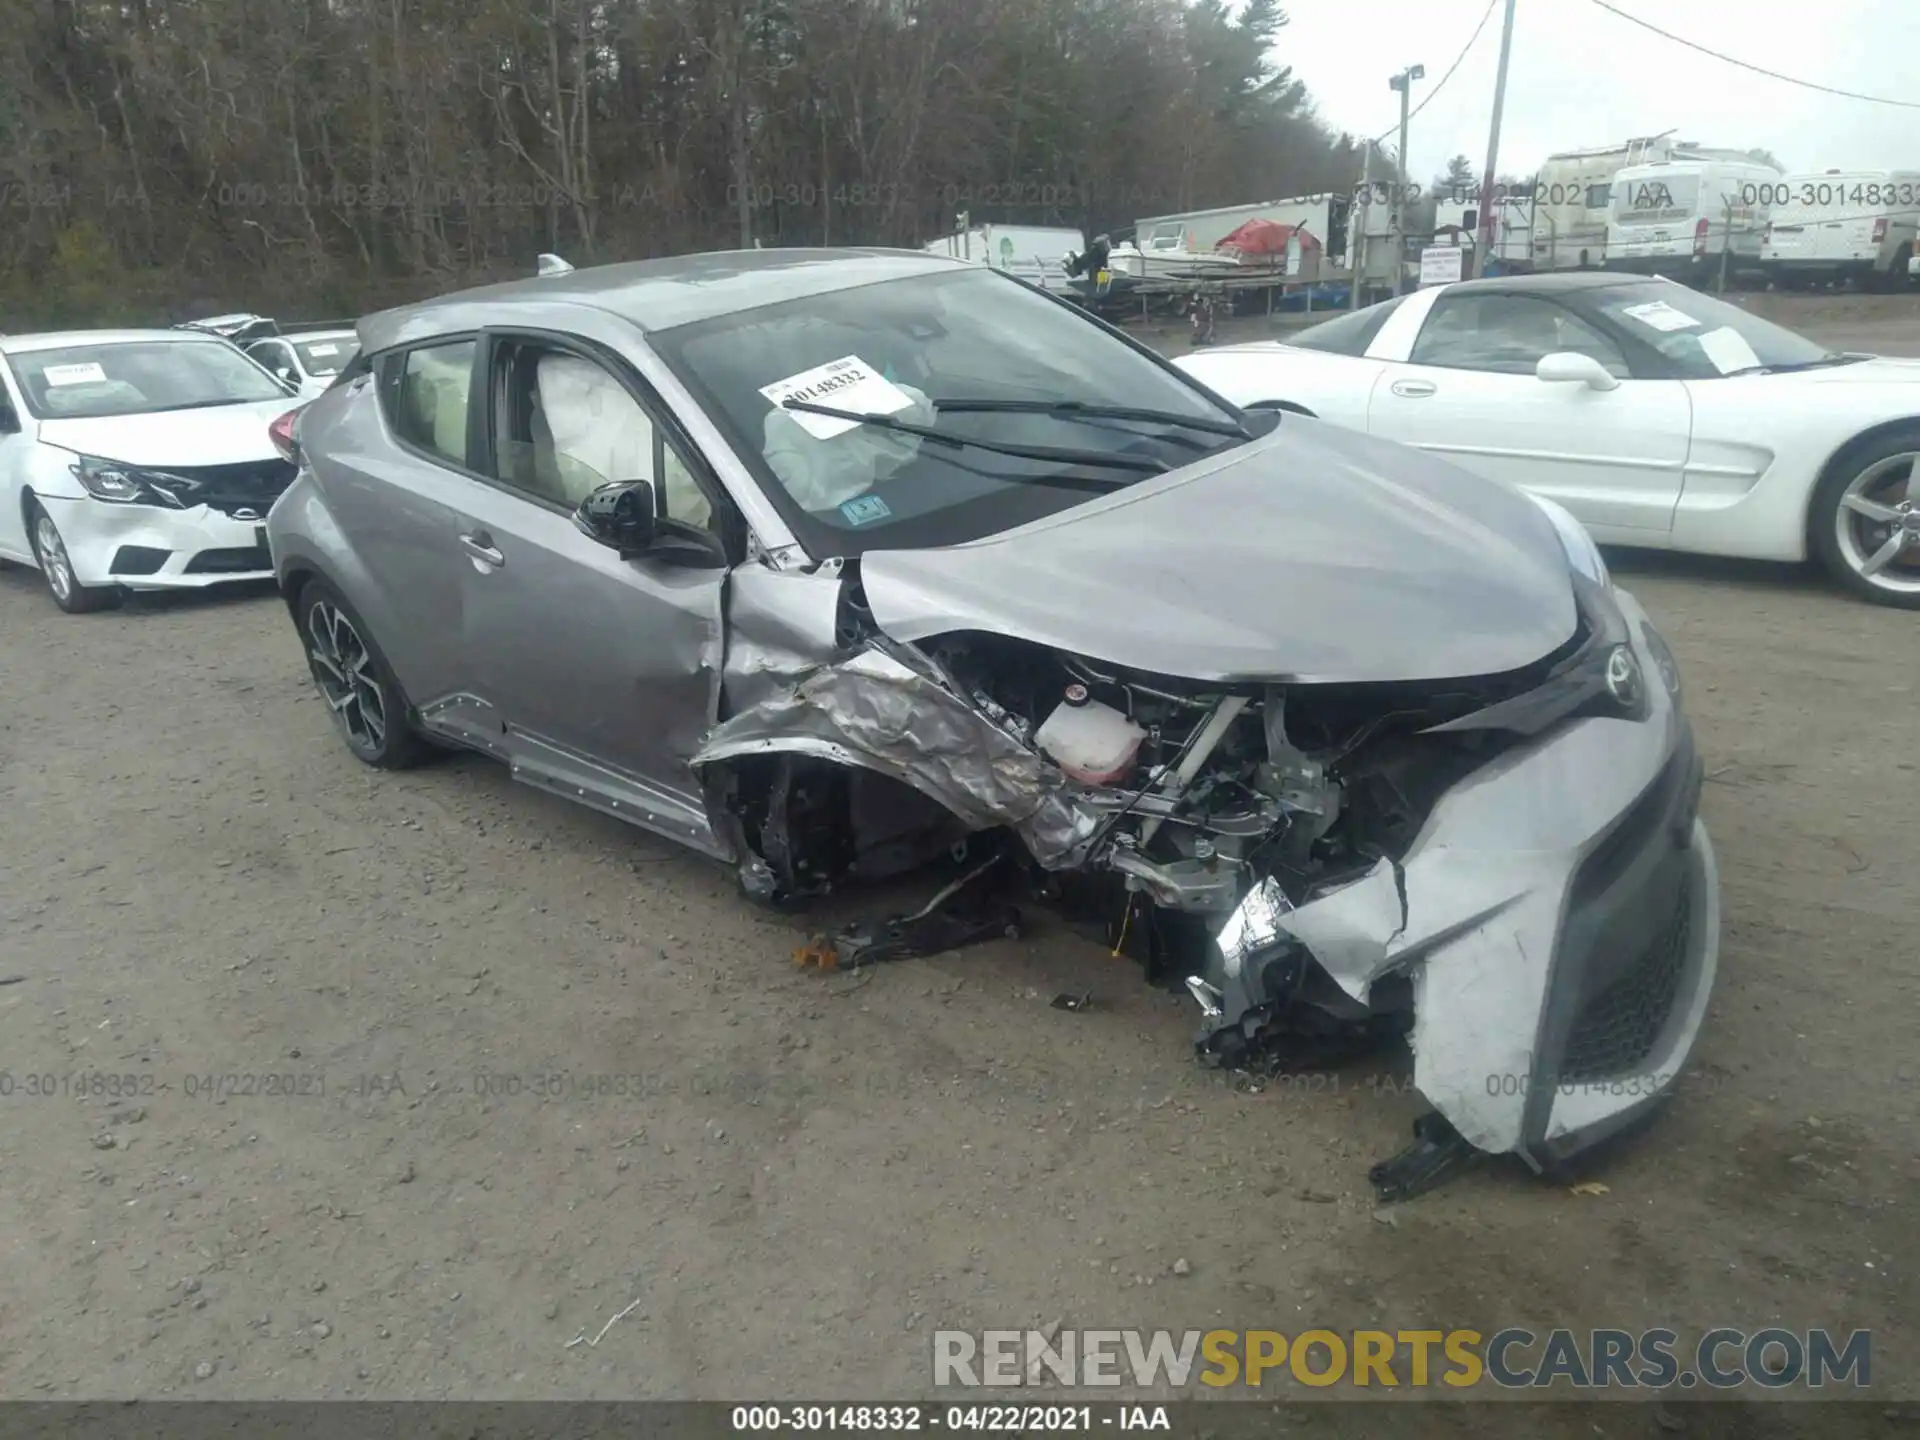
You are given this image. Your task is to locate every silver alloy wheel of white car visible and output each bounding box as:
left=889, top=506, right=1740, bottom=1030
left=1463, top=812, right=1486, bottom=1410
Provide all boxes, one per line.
left=305, top=597, right=389, bottom=755
left=33, top=513, right=75, bottom=604
left=1835, top=450, right=1920, bottom=599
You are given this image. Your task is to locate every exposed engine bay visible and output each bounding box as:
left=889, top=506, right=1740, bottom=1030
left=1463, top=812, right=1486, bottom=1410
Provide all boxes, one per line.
left=693, top=560, right=1712, bottom=1198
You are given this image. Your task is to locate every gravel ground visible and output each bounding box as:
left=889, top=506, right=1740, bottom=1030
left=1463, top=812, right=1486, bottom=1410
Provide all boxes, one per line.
left=0, top=301, right=1914, bottom=1430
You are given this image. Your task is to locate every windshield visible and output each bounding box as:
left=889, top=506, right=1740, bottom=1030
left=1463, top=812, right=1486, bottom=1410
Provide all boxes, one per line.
left=10, top=339, right=291, bottom=419
left=649, top=267, right=1247, bottom=556
left=1588, top=282, right=1838, bottom=377
left=293, top=336, right=358, bottom=376
left=1286, top=295, right=1409, bottom=356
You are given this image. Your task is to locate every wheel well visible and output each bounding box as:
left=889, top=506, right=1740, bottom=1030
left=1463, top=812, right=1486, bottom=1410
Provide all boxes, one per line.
left=19, top=486, right=40, bottom=539
left=1806, top=417, right=1920, bottom=549
left=280, top=563, right=319, bottom=618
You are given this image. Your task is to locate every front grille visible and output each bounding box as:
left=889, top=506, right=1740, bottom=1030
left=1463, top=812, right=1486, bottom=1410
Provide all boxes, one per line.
left=183, top=544, right=271, bottom=574
left=144, top=459, right=295, bottom=517
left=1560, top=885, right=1690, bottom=1081
left=109, top=545, right=169, bottom=575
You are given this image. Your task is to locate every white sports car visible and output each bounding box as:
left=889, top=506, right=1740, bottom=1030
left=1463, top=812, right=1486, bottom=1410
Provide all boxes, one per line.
left=1175, top=273, right=1920, bottom=607
left=0, top=329, right=303, bottom=612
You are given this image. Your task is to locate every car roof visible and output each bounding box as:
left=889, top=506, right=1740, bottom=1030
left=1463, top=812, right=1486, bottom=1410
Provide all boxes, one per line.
left=1439, top=271, right=1663, bottom=297
left=0, top=329, right=233, bottom=356
left=358, top=247, right=972, bottom=353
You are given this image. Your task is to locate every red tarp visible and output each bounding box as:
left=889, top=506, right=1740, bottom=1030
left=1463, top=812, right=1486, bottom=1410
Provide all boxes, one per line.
left=1215, top=219, right=1322, bottom=256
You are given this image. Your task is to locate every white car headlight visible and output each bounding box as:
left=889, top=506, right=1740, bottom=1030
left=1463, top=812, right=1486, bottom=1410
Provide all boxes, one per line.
left=1527, top=492, right=1609, bottom=588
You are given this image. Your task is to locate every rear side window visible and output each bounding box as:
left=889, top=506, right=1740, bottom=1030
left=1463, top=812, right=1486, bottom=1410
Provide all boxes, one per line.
left=382, top=340, right=475, bottom=466
left=1286, top=295, right=1407, bottom=356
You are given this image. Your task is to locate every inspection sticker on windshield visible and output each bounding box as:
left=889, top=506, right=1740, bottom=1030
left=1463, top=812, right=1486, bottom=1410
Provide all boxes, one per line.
left=839, top=494, right=893, bottom=526
left=760, top=356, right=914, bottom=440
left=1619, top=300, right=1700, bottom=332
left=307, top=343, right=341, bottom=356
left=1696, top=326, right=1762, bottom=375
left=42, top=361, right=108, bottom=386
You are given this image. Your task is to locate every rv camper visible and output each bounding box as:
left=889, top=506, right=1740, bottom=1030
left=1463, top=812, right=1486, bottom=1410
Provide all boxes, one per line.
left=1606, top=157, right=1780, bottom=285
left=1761, top=170, right=1920, bottom=291
left=1526, top=135, right=1771, bottom=271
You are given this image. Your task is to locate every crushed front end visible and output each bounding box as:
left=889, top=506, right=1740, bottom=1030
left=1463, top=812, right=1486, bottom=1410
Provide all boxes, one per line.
left=694, top=563, right=1719, bottom=1189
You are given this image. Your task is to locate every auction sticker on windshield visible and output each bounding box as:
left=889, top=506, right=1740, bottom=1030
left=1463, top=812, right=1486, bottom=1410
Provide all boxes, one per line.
left=1619, top=301, right=1699, bottom=333
left=1697, top=327, right=1763, bottom=375
left=43, top=362, right=108, bottom=386
left=760, top=355, right=915, bottom=440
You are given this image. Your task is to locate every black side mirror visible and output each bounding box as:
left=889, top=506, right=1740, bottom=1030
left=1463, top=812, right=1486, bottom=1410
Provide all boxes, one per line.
left=574, top=479, right=657, bottom=556
left=0, top=404, right=18, bottom=435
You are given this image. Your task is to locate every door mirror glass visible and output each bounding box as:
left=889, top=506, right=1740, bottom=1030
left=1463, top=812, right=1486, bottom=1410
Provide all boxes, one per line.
left=0, top=402, right=19, bottom=434
left=1536, top=351, right=1620, bottom=390
left=573, top=479, right=657, bottom=554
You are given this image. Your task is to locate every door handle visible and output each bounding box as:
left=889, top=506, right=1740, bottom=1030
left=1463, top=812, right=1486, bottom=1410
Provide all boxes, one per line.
left=1391, top=379, right=1437, bottom=398
left=459, top=530, right=505, bottom=568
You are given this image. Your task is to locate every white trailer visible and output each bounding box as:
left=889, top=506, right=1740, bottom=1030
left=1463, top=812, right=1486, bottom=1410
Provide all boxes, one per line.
left=1761, top=170, right=1920, bottom=291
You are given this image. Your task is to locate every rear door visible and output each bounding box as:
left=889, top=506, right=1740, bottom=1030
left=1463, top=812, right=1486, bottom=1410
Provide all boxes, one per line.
left=1365, top=288, right=1692, bottom=534
left=317, top=336, right=483, bottom=739
left=448, top=328, right=739, bottom=856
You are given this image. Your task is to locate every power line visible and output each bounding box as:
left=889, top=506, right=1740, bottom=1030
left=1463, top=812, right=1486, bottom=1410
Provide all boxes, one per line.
left=1370, top=0, right=1501, bottom=150
left=1584, top=0, right=1920, bottom=109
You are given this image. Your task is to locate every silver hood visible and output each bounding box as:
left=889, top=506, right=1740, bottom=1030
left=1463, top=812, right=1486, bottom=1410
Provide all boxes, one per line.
left=856, top=415, right=1580, bottom=684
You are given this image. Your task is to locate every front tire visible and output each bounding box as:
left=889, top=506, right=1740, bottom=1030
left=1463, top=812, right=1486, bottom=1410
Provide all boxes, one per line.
left=1809, top=432, right=1920, bottom=608
left=26, top=499, right=120, bottom=614
left=296, top=577, right=429, bottom=767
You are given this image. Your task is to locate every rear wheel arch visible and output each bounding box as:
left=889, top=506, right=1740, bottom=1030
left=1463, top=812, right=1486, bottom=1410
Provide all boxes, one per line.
left=1806, top=417, right=1920, bottom=543
left=1805, top=418, right=1920, bottom=606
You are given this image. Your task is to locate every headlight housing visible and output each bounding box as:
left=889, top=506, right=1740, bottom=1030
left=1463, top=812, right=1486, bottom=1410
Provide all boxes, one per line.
left=71, top=455, right=195, bottom=509
left=1527, top=492, right=1609, bottom=587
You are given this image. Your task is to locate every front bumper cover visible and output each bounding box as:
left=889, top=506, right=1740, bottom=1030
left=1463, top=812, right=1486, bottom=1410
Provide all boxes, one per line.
left=1206, top=586, right=1719, bottom=1168
left=38, top=495, right=273, bottom=590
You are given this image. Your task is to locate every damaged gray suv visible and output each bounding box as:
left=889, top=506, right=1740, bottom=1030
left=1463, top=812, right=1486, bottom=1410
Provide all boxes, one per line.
left=267, top=249, right=1720, bottom=1196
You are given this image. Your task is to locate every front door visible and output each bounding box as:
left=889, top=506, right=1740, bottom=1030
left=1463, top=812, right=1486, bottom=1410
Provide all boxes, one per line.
left=451, top=333, right=734, bottom=856
left=1367, top=290, right=1692, bottom=534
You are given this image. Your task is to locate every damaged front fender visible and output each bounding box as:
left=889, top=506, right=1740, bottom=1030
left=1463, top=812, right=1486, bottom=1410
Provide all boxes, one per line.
left=693, top=644, right=1100, bottom=868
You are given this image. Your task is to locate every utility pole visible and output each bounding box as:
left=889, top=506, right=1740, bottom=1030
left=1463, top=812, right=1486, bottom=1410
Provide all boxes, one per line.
left=1473, top=0, right=1518, bottom=277
left=1349, top=142, right=1372, bottom=310
left=1389, top=65, right=1424, bottom=295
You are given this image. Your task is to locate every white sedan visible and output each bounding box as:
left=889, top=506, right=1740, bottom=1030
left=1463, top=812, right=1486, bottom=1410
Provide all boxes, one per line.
left=243, top=328, right=360, bottom=402
left=1175, top=274, right=1920, bottom=607
left=0, top=330, right=303, bottom=612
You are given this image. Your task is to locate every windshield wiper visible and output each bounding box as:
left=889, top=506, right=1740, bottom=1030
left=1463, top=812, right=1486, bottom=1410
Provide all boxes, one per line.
left=1724, top=353, right=1865, bottom=377
left=930, top=397, right=1252, bottom=440
left=779, top=399, right=1167, bottom=476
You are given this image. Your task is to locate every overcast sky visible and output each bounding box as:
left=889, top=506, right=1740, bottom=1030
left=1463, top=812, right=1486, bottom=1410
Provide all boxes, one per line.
left=1281, top=0, right=1919, bottom=183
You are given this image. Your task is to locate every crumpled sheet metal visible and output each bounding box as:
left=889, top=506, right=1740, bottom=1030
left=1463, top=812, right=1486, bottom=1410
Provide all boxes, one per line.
left=1251, top=588, right=1694, bottom=1159
left=693, top=647, right=1100, bottom=867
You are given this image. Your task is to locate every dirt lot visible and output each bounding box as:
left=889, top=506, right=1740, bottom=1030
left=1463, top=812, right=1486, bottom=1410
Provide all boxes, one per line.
left=0, top=299, right=1915, bottom=1429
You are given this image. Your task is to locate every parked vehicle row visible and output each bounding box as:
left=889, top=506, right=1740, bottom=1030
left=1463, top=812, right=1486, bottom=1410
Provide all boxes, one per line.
left=24, top=245, right=1912, bottom=1195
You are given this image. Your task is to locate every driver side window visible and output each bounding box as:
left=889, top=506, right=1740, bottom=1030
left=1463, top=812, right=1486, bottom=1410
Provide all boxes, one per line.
left=1411, top=294, right=1629, bottom=377
left=486, top=339, right=716, bottom=532
left=250, top=340, right=298, bottom=383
